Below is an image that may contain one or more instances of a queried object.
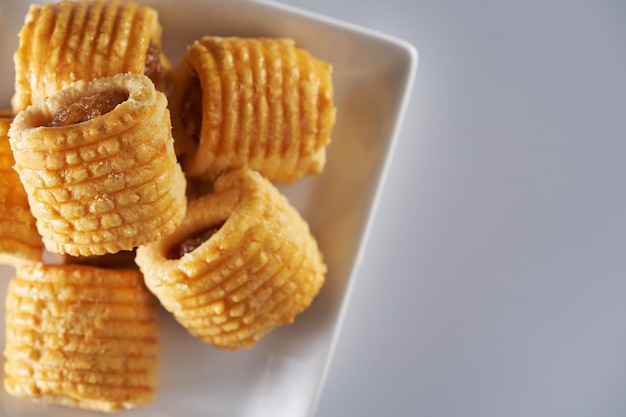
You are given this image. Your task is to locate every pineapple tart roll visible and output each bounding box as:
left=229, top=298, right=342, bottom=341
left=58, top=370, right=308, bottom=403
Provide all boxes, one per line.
left=0, top=113, right=43, bottom=265
left=8, top=73, right=187, bottom=257
left=135, top=167, right=326, bottom=350
left=3, top=263, right=161, bottom=412
left=12, top=0, right=171, bottom=112
left=170, top=36, right=336, bottom=183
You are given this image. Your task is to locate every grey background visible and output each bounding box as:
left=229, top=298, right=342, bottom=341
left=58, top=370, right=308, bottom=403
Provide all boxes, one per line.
left=275, top=1, right=626, bottom=416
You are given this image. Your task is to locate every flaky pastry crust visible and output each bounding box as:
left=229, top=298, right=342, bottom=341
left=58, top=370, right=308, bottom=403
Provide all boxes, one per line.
left=170, top=36, right=336, bottom=183
left=3, top=263, right=161, bottom=412
left=136, top=167, right=326, bottom=350
left=12, top=0, right=170, bottom=112
left=8, top=73, right=187, bottom=256
left=0, top=113, right=43, bottom=265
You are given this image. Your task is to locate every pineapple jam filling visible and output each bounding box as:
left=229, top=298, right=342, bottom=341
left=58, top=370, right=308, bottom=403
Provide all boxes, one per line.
left=166, top=221, right=225, bottom=260
left=144, top=40, right=165, bottom=91
left=46, top=90, right=129, bottom=127
left=180, top=74, right=203, bottom=145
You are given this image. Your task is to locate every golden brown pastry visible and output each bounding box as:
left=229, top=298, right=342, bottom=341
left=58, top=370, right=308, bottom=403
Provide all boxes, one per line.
left=170, top=36, right=336, bottom=183
left=8, top=73, right=187, bottom=257
left=135, top=167, right=326, bottom=350
left=0, top=112, right=43, bottom=265
left=12, top=0, right=170, bottom=112
left=3, top=263, right=161, bottom=412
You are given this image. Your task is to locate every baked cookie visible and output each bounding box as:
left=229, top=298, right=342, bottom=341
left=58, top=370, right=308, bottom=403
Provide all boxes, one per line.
left=3, top=263, right=161, bottom=412
left=0, top=112, right=43, bottom=265
left=170, top=36, right=336, bottom=183
left=12, top=0, right=170, bottom=112
left=136, top=167, right=326, bottom=350
left=8, top=73, right=187, bottom=256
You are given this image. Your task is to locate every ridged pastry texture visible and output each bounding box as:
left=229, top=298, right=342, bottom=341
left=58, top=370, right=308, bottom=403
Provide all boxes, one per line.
left=12, top=0, right=170, bottom=112
left=135, top=167, right=326, bottom=350
left=8, top=73, right=187, bottom=257
left=170, top=36, right=336, bottom=183
left=3, top=263, right=161, bottom=412
left=0, top=113, right=43, bottom=265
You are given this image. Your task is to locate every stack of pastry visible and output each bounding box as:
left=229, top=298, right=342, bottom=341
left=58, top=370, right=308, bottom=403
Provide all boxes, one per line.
left=134, top=35, right=334, bottom=350
left=3, top=0, right=181, bottom=411
left=1, top=0, right=336, bottom=412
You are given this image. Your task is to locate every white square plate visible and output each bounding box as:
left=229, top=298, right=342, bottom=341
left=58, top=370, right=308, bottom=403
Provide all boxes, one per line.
left=0, top=0, right=417, bottom=416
